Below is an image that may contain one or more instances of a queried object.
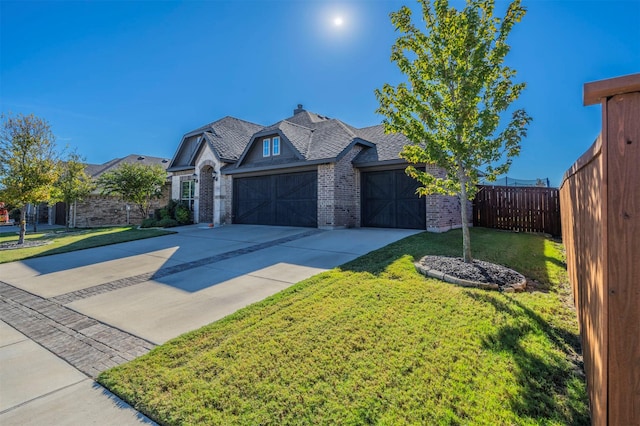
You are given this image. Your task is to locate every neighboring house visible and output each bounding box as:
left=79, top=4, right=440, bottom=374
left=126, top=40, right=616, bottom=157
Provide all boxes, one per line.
left=51, top=154, right=171, bottom=227
left=169, top=105, right=469, bottom=231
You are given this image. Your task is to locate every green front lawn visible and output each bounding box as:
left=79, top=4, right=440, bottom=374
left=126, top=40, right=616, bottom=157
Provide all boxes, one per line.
left=98, top=228, right=588, bottom=425
left=0, top=226, right=175, bottom=263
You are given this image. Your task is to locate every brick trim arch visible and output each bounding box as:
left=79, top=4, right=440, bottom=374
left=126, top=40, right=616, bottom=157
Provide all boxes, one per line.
left=197, top=160, right=217, bottom=224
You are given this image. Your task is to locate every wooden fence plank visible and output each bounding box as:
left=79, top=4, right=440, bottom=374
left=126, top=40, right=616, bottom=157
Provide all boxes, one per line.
left=473, top=185, right=561, bottom=235
left=606, top=91, right=640, bottom=425
left=561, top=73, right=640, bottom=425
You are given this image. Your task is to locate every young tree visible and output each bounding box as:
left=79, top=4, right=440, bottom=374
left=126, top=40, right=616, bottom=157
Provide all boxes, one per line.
left=375, top=0, right=531, bottom=262
left=52, top=151, right=95, bottom=230
left=0, top=113, right=60, bottom=244
left=97, top=162, right=166, bottom=220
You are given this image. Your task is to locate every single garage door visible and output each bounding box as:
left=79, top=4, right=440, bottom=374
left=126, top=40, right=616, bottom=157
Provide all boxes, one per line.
left=362, top=169, right=425, bottom=229
left=233, top=171, right=317, bottom=227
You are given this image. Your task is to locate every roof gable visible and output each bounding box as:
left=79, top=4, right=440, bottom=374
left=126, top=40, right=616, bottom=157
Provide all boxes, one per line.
left=234, top=125, right=306, bottom=168
left=168, top=116, right=262, bottom=170
left=352, top=125, right=409, bottom=165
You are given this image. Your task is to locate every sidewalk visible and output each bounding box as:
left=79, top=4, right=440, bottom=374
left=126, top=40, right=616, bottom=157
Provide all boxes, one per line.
left=0, top=320, right=155, bottom=425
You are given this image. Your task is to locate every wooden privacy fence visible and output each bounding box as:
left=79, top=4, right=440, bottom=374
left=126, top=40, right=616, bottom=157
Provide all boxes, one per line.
left=560, top=73, right=640, bottom=425
left=472, top=185, right=561, bottom=235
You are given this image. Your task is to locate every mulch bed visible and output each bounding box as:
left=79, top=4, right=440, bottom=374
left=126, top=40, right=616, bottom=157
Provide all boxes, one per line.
left=0, top=240, right=52, bottom=251
left=416, top=255, right=526, bottom=292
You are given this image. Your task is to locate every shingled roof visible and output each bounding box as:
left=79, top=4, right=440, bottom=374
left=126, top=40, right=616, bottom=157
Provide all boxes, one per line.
left=86, top=154, right=171, bottom=178
left=208, top=116, right=264, bottom=161
left=168, top=116, right=263, bottom=171
left=352, top=125, right=409, bottom=165
left=169, top=105, right=411, bottom=173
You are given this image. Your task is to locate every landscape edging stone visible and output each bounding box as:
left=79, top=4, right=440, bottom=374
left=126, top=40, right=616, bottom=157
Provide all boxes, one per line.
left=414, top=259, right=527, bottom=292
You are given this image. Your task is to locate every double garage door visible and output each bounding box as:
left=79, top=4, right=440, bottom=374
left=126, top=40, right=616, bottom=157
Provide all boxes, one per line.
left=233, top=171, right=318, bottom=227
left=233, top=169, right=425, bottom=230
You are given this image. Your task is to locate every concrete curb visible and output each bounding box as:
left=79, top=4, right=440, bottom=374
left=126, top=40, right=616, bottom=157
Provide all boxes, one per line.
left=414, top=261, right=527, bottom=292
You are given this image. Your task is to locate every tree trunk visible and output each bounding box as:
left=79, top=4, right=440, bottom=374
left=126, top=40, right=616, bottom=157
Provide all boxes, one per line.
left=459, top=189, right=472, bottom=263
left=33, top=204, right=38, bottom=233
left=66, top=203, right=71, bottom=231
left=457, top=164, right=473, bottom=263
left=18, top=207, right=26, bottom=244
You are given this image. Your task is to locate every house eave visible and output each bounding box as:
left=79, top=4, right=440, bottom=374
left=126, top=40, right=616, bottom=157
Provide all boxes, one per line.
left=223, top=158, right=333, bottom=175
left=167, top=165, right=195, bottom=172
left=353, top=159, right=408, bottom=169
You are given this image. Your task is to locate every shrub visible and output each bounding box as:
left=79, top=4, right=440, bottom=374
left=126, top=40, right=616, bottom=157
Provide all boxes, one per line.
left=156, top=217, right=178, bottom=228
left=158, top=207, right=171, bottom=220
left=175, top=204, right=191, bottom=224
left=151, top=200, right=193, bottom=226
left=140, top=218, right=157, bottom=228
left=9, top=208, right=20, bottom=222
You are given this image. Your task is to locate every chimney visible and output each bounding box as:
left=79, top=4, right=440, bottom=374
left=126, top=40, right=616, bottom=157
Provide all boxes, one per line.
left=293, top=104, right=305, bottom=115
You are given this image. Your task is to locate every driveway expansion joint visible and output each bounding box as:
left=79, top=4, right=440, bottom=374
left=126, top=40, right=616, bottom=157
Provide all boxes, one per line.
left=51, top=228, right=324, bottom=304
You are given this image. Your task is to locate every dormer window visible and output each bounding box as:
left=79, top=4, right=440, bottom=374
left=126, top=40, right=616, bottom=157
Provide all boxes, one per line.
left=272, top=136, right=280, bottom=156
left=263, top=138, right=271, bottom=157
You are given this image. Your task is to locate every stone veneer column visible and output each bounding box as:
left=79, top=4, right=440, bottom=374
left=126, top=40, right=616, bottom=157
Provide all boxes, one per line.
left=222, top=175, right=233, bottom=224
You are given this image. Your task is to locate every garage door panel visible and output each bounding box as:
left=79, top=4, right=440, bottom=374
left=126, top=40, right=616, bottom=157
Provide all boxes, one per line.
left=276, top=174, right=316, bottom=200
left=363, top=201, right=395, bottom=228
left=362, top=170, right=425, bottom=229
left=234, top=172, right=317, bottom=227
left=396, top=199, right=427, bottom=229
left=397, top=176, right=421, bottom=198
left=275, top=202, right=316, bottom=227
left=235, top=177, right=270, bottom=199
left=235, top=200, right=273, bottom=225
left=363, top=173, right=394, bottom=199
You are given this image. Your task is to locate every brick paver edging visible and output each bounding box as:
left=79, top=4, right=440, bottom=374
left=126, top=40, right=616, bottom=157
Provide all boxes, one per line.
left=0, top=281, right=156, bottom=378
left=51, top=229, right=323, bottom=304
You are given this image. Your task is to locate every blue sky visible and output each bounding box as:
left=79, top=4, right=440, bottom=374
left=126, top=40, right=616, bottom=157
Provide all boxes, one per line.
left=1, top=0, right=638, bottom=187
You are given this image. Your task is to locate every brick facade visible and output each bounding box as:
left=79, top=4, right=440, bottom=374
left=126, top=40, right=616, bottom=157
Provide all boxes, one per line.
left=73, top=185, right=170, bottom=227
left=169, top=140, right=469, bottom=232
left=317, top=145, right=363, bottom=229
left=423, top=164, right=472, bottom=232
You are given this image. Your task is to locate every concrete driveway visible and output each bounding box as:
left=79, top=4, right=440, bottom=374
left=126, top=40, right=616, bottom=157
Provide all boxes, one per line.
left=0, top=224, right=420, bottom=424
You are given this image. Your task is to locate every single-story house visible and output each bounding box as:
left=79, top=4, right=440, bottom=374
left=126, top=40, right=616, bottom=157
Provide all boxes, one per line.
left=50, top=154, right=172, bottom=227
left=168, top=105, right=470, bottom=231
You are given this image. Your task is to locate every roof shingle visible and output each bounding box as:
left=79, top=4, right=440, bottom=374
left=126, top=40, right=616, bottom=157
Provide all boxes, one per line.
left=87, top=154, right=171, bottom=178
left=170, top=107, right=411, bottom=171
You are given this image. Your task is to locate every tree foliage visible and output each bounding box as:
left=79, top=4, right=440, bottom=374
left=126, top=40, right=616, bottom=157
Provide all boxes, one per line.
left=97, top=162, right=166, bottom=219
left=0, top=113, right=60, bottom=243
left=375, top=0, right=531, bottom=261
left=52, top=151, right=96, bottom=229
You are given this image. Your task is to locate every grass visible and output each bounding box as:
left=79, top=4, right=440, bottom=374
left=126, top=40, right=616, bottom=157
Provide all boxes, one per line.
left=0, top=226, right=175, bottom=263
left=98, top=228, right=589, bottom=425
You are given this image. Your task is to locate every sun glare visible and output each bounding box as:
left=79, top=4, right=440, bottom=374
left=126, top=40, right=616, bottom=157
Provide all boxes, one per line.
left=333, top=16, right=343, bottom=26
